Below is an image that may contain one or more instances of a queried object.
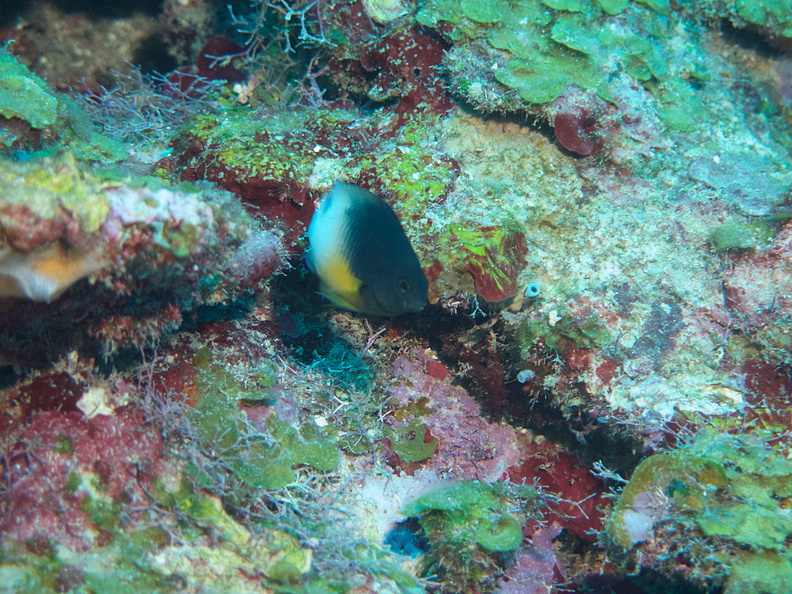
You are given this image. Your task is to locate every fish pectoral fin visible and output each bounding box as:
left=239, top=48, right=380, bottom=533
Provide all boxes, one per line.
left=304, top=248, right=315, bottom=273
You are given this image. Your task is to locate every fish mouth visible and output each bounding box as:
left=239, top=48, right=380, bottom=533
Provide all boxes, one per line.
left=371, top=294, right=426, bottom=316
left=402, top=298, right=427, bottom=314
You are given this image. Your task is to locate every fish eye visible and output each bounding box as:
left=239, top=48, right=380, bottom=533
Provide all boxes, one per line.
left=398, top=279, right=410, bottom=292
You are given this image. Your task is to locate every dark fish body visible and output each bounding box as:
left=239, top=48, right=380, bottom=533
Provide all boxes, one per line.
left=306, top=181, right=428, bottom=316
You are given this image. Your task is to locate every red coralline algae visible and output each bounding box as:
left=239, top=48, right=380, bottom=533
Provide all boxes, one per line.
left=6, top=371, right=85, bottom=420
left=195, top=38, right=246, bottom=84
left=550, top=92, right=612, bottom=157
left=425, top=359, right=447, bottom=381
left=360, top=26, right=453, bottom=115
left=507, top=438, right=607, bottom=541
left=0, top=407, right=172, bottom=553
left=554, top=111, right=601, bottom=157
left=595, top=358, right=620, bottom=385
left=454, top=332, right=511, bottom=414
left=736, top=359, right=792, bottom=431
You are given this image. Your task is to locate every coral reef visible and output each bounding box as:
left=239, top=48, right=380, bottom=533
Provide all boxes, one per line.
left=1, top=0, right=792, bottom=592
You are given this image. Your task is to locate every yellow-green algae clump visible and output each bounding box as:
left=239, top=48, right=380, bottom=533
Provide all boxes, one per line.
left=1, top=153, right=111, bottom=235
left=400, top=480, right=542, bottom=590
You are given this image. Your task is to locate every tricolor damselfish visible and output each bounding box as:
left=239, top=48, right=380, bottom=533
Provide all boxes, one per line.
left=306, top=181, right=428, bottom=317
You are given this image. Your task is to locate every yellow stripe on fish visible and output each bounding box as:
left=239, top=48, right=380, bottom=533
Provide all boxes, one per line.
left=317, top=251, right=364, bottom=312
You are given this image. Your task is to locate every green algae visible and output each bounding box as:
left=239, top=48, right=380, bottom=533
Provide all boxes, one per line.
left=709, top=219, right=776, bottom=252
left=516, top=306, right=615, bottom=353
left=0, top=545, right=175, bottom=594
left=400, top=481, right=541, bottom=590
left=357, top=113, right=458, bottom=221
left=0, top=517, right=311, bottom=593
left=608, top=430, right=792, bottom=592
left=495, top=57, right=576, bottom=105
left=0, top=152, right=241, bottom=250
left=82, top=493, right=124, bottom=534
left=149, top=476, right=250, bottom=544
left=188, top=105, right=456, bottom=236
left=15, top=450, right=316, bottom=591
left=417, top=0, right=714, bottom=128
left=597, top=0, right=629, bottom=14
left=635, top=0, right=670, bottom=13
left=385, top=420, right=438, bottom=463
left=64, top=472, right=81, bottom=494
left=725, top=551, right=792, bottom=594
left=690, top=0, right=792, bottom=35
left=0, top=47, right=58, bottom=129
left=189, top=106, right=359, bottom=183
left=0, top=153, right=111, bottom=235
left=653, top=79, right=708, bottom=132
left=459, top=0, right=508, bottom=22
left=0, top=47, right=124, bottom=160
left=402, top=481, right=528, bottom=552
left=189, top=348, right=339, bottom=491
left=54, top=434, right=75, bottom=455
left=253, top=359, right=279, bottom=389
left=447, top=222, right=527, bottom=301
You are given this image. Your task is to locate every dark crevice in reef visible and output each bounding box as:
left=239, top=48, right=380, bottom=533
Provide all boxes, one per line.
left=427, top=310, right=647, bottom=477
left=268, top=258, right=438, bottom=388
left=49, top=0, right=165, bottom=19
left=4, top=0, right=166, bottom=24
left=132, top=33, right=178, bottom=75
left=573, top=570, right=718, bottom=594
left=451, top=92, right=558, bottom=145
left=720, top=19, right=783, bottom=57
left=557, top=528, right=721, bottom=594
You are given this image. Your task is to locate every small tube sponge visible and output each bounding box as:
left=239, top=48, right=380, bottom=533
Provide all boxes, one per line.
left=524, top=282, right=541, bottom=298
left=0, top=243, right=107, bottom=302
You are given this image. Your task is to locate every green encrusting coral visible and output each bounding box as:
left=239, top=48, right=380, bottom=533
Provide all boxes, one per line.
left=608, top=430, right=792, bottom=593
left=0, top=49, right=57, bottom=129
left=418, top=0, right=710, bottom=124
